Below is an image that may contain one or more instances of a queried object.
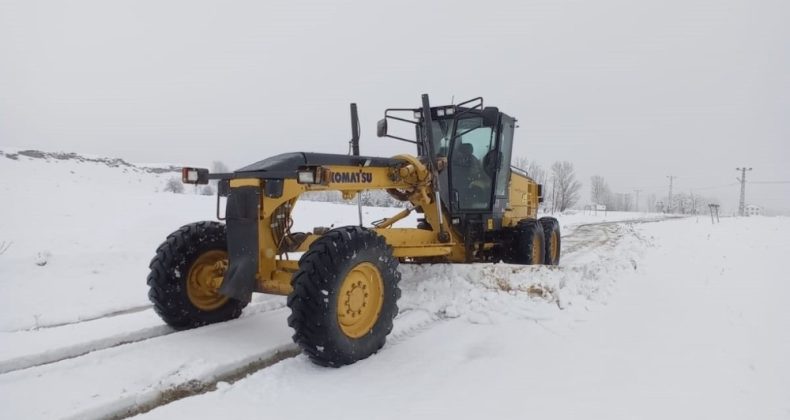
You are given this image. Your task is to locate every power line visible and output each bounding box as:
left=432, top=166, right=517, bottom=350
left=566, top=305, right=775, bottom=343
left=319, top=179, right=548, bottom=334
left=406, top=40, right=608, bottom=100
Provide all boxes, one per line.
left=690, top=182, right=739, bottom=191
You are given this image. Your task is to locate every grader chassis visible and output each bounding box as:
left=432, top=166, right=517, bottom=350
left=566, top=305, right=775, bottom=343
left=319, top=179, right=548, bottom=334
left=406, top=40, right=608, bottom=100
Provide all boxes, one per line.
left=147, top=94, right=560, bottom=366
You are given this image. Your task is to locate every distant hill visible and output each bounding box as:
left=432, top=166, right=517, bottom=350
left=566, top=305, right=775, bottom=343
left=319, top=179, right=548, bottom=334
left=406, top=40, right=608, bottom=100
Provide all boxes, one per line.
left=0, top=148, right=189, bottom=195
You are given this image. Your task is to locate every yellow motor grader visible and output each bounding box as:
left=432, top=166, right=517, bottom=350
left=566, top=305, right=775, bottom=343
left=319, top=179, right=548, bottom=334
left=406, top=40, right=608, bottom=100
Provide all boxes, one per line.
left=147, top=94, right=560, bottom=366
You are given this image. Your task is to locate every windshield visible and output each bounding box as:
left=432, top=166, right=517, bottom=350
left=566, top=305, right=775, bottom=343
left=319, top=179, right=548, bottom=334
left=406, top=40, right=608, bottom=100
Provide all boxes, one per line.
left=430, top=118, right=454, bottom=157
left=432, top=117, right=494, bottom=158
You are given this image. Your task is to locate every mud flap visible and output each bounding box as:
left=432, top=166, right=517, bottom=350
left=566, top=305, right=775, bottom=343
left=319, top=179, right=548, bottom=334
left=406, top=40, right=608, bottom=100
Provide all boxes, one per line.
left=219, top=186, right=259, bottom=303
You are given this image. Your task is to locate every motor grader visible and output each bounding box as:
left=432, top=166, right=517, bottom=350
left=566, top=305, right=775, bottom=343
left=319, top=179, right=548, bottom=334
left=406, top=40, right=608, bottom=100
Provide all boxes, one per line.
left=147, top=94, right=560, bottom=367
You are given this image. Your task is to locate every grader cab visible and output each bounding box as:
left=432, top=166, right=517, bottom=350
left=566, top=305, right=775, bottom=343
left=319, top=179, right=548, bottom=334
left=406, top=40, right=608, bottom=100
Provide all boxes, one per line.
left=147, top=94, right=560, bottom=366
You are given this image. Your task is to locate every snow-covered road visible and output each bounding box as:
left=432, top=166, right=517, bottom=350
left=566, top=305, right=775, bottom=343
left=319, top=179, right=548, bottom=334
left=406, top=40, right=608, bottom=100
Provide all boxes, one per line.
left=3, top=216, right=787, bottom=420
left=0, top=218, right=638, bottom=419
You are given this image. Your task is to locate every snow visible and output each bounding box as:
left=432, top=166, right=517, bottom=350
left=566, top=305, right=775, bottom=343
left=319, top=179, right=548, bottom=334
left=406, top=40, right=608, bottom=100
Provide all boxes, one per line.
left=1, top=151, right=788, bottom=420
left=132, top=217, right=789, bottom=420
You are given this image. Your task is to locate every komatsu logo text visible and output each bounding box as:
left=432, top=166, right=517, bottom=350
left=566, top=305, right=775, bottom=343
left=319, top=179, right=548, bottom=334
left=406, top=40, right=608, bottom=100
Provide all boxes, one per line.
left=332, top=172, right=373, bottom=184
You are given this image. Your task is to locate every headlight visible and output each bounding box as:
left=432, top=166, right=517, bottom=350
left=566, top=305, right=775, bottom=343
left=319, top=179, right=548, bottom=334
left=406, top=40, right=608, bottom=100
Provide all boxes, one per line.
left=297, top=169, right=316, bottom=184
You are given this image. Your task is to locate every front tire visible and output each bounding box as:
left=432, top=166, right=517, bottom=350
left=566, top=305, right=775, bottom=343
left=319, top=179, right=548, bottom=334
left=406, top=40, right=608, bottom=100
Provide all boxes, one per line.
left=287, top=226, right=401, bottom=367
left=147, top=221, right=247, bottom=329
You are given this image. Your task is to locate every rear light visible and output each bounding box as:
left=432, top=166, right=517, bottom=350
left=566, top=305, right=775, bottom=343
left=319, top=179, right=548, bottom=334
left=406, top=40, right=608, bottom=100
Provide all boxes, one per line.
left=181, top=167, right=209, bottom=184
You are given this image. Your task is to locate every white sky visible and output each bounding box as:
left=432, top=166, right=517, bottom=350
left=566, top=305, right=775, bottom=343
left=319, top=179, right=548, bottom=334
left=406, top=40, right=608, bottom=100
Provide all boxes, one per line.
left=1, top=0, right=788, bottom=212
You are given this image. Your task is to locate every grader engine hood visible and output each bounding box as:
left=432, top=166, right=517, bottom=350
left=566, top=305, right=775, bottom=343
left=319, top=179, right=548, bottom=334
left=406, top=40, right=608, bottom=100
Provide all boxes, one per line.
left=235, top=152, right=399, bottom=174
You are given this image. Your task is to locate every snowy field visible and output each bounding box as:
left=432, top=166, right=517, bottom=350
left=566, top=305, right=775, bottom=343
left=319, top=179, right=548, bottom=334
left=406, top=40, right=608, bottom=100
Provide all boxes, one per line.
left=1, top=151, right=788, bottom=419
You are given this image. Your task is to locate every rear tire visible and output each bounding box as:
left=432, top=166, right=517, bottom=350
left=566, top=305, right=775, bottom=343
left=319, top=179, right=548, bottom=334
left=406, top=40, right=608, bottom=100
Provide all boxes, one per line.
left=287, top=226, right=401, bottom=367
left=539, top=217, right=561, bottom=265
left=147, top=221, right=247, bottom=329
left=503, top=219, right=545, bottom=265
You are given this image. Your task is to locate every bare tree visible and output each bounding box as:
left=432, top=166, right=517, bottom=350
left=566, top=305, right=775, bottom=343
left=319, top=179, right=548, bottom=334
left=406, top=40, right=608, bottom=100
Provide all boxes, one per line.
left=590, top=175, right=610, bottom=206
left=550, top=161, right=582, bottom=212
left=164, top=177, right=184, bottom=193
left=0, top=241, right=11, bottom=255
left=622, top=193, right=633, bottom=211
left=512, top=156, right=529, bottom=171
left=200, top=185, right=215, bottom=196
left=212, top=161, right=229, bottom=173
left=513, top=157, right=547, bottom=185
left=607, top=192, right=624, bottom=211
left=210, top=161, right=230, bottom=188
left=526, top=162, right=548, bottom=187
left=647, top=194, right=657, bottom=212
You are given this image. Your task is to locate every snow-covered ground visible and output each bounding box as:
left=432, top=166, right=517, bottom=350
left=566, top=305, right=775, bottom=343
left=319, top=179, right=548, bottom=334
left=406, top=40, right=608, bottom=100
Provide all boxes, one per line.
left=1, top=151, right=787, bottom=419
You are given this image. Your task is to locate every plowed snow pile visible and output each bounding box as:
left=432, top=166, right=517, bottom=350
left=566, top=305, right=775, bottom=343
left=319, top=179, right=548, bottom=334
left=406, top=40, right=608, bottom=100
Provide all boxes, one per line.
left=1, top=151, right=788, bottom=420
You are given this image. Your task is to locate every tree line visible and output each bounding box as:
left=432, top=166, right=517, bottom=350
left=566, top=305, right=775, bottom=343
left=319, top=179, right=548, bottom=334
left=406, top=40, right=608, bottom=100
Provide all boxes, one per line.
left=590, top=173, right=718, bottom=213
left=512, top=157, right=581, bottom=213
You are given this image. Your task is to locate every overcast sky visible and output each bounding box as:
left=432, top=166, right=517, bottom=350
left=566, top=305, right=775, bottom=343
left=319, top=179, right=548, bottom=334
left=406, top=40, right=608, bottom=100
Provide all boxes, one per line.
left=1, top=0, right=788, bottom=213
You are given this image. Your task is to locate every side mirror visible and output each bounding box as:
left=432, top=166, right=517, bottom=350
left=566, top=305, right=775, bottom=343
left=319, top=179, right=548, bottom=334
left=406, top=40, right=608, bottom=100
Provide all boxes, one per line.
left=376, top=118, right=388, bottom=137
left=481, top=107, right=499, bottom=127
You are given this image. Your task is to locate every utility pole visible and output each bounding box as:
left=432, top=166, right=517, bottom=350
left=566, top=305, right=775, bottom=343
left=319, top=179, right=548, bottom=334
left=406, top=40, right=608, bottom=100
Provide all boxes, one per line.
left=666, top=176, right=676, bottom=213
left=736, top=167, right=752, bottom=216
left=634, top=189, right=641, bottom=212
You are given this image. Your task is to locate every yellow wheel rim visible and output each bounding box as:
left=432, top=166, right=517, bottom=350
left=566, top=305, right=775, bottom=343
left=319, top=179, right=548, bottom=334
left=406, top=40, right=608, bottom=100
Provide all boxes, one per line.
left=186, top=250, right=229, bottom=311
left=531, top=235, right=542, bottom=264
left=337, top=262, right=384, bottom=338
left=549, top=231, right=559, bottom=263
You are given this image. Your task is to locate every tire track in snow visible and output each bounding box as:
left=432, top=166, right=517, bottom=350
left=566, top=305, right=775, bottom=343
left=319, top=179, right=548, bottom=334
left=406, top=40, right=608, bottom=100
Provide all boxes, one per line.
left=561, top=224, right=612, bottom=256
left=0, top=298, right=286, bottom=374
left=3, top=304, right=154, bottom=333
left=561, top=216, right=677, bottom=262
left=109, top=309, right=448, bottom=419
left=0, top=309, right=296, bottom=420
left=105, top=346, right=302, bottom=420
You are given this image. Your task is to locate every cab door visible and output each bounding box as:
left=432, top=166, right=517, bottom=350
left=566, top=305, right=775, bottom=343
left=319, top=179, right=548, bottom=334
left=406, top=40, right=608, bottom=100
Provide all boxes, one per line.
left=445, top=113, right=514, bottom=229
left=447, top=116, right=498, bottom=212
left=491, top=115, right=515, bottom=226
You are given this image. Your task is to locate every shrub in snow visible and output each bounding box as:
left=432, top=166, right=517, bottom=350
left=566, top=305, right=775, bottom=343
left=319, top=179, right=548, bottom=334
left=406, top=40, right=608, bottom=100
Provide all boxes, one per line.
left=200, top=185, right=215, bottom=196
left=163, top=177, right=184, bottom=194
left=35, top=251, right=51, bottom=266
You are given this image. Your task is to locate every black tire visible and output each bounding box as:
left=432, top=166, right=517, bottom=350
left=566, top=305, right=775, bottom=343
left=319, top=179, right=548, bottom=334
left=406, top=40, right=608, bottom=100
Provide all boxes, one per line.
left=539, top=217, right=561, bottom=266
left=287, top=226, right=401, bottom=367
left=503, top=219, right=545, bottom=265
left=147, top=221, right=247, bottom=329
